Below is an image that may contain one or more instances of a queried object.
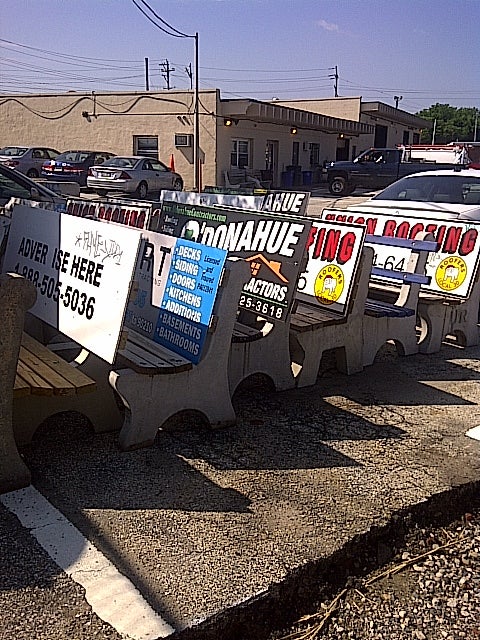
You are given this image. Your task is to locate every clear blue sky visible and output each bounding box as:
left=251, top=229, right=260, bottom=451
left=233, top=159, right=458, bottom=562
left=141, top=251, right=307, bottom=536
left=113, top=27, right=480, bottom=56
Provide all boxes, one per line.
left=1, top=0, right=479, bottom=115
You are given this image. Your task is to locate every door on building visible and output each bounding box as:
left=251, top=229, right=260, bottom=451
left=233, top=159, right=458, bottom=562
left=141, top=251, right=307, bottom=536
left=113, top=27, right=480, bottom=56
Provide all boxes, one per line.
left=374, top=124, right=388, bottom=147
left=265, top=140, right=278, bottom=187
left=336, top=136, right=350, bottom=161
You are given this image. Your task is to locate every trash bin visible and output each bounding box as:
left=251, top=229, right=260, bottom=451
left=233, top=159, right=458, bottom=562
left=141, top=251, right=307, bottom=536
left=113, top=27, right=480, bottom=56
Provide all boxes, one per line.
left=281, top=170, right=294, bottom=188
left=302, top=171, right=313, bottom=186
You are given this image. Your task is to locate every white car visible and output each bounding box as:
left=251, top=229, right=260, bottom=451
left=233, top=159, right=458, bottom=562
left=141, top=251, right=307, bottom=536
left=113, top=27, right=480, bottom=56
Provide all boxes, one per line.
left=87, top=155, right=183, bottom=199
left=348, top=169, right=480, bottom=221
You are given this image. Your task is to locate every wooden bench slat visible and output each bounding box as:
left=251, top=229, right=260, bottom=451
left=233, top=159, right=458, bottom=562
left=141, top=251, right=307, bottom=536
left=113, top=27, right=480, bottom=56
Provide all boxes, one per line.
left=13, top=374, right=32, bottom=399
left=21, top=333, right=96, bottom=395
left=231, top=321, right=264, bottom=343
left=365, top=299, right=415, bottom=318
left=117, top=331, right=192, bottom=374
left=291, top=305, right=346, bottom=332
left=18, top=345, right=77, bottom=396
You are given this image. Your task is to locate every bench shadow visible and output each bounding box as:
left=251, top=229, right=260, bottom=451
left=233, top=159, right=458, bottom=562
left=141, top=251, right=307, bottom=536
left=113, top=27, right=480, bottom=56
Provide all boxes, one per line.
left=312, top=344, right=480, bottom=408
left=23, top=414, right=251, bottom=514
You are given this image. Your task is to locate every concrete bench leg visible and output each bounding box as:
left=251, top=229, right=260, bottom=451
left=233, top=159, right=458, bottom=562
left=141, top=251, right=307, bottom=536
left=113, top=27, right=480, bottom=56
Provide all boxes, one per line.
left=417, top=302, right=448, bottom=354
left=228, top=321, right=295, bottom=395
left=292, top=321, right=364, bottom=388
left=0, top=274, right=36, bottom=494
left=112, top=367, right=237, bottom=451
left=362, top=315, right=419, bottom=368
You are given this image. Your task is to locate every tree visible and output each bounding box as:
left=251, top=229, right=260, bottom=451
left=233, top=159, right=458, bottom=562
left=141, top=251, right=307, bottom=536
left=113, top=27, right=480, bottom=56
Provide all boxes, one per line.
left=415, top=104, right=478, bottom=144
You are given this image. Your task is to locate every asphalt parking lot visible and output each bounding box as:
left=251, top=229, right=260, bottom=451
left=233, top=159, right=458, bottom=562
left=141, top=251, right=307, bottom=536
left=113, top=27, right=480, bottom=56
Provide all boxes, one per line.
left=1, top=186, right=480, bottom=640
left=2, top=337, right=480, bottom=639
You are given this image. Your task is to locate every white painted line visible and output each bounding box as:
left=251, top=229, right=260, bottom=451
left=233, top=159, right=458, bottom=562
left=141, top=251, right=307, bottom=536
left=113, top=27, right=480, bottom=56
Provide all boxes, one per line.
left=466, top=425, right=480, bottom=441
left=1, top=486, right=174, bottom=639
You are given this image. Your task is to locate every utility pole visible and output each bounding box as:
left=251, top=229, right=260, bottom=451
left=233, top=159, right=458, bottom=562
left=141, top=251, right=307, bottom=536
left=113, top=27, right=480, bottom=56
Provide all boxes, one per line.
left=329, top=66, right=338, bottom=97
left=194, top=32, right=200, bottom=192
left=160, top=60, right=175, bottom=90
left=185, top=63, right=193, bottom=90
left=145, top=57, right=149, bottom=91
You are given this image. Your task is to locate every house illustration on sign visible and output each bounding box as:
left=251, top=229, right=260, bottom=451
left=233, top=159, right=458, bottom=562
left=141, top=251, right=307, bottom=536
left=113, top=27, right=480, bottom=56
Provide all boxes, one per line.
left=245, top=254, right=289, bottom=282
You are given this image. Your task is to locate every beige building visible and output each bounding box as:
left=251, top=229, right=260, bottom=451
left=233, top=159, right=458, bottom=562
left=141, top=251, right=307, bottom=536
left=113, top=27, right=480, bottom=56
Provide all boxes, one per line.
left=0, top=90, right=428, bottom=191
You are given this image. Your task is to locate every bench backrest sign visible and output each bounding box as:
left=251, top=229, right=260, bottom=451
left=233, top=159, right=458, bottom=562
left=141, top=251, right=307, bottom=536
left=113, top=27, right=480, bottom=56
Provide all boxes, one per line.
left=2, top=204, right=142, bottom=363
left=296, top=219, right=366, bottom=315
left=322, top=208, right=480, bottom=299
left=157, top=189, right=310, bottom=217
left=66, top=196, right=152, bottom=229
left=156, top=200, right=312, bottom=322
left=125, top=232, right=227, bottom=363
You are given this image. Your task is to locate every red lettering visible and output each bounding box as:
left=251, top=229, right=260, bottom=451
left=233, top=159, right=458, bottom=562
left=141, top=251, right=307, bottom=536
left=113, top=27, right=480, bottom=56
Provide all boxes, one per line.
left=396, top=221, right=410, bottom=238
left=459, top=229, right=478, bottom=256
left=443, top=227, right=462, bottom=254
left=365, top=219, right=378, bottom=234
left=312, top=228, right=326, bottom=259
left=410, top=223, right=425, bottom=239
left=322, top=229, right=340, bottom=261
left=306, top=226, right=318, bottom=251
left=337, top=232, right=355, bottom=265
left=383, top=220, right=397, bottom=236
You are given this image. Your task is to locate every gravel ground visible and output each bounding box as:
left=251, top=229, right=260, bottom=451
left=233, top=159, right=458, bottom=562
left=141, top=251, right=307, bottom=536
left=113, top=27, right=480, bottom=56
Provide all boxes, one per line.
left=270, top=508, right=480, bottom=640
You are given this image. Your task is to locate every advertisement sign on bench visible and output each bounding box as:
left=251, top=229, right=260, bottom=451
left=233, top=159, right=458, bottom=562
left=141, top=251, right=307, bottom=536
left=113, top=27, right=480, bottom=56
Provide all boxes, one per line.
left=3, top=205, right=142, bottom=363
left=156, top=200, right=312, bottom=322
left=322, top=208, right=480, bottom=299
left=125, top=231, right=227, bottom=364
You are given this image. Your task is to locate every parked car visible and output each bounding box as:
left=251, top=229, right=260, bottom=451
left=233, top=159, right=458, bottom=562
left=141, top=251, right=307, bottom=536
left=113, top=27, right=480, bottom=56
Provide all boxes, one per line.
left=348, top=169, right=480, bottom=221
left=87, top=155, right=183, bottom=198
left=0, top=163, right=66, bottom=211
left=41, top=150, right=115, bottom=187
left=0, top=145, right=60, bottom=178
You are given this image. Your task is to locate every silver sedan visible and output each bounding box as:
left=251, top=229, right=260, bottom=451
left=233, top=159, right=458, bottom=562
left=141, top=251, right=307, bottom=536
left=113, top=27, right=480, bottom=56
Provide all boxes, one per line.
left=87, top=155, right=183, bottom=199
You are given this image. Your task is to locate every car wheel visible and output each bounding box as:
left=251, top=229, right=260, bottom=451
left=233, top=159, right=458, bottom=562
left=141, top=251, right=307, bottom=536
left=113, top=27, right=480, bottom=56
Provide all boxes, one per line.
left=173, top=178, right=183, bottom=191
left=27, top=169, right=39, bottom=178
left=328, top=176, right=348, bottom=196
left=136, top=182, right=148, bottom=199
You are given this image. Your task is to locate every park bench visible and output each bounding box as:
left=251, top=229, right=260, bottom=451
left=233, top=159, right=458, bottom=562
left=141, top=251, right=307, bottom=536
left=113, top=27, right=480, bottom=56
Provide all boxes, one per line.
left=0, top=273, right=98, bottom=494
left=111, top=257, right=249, bottom=450
left=416, top=271, right=480, bottom=353
left=224, top=168, right=270, bottom=190
left=229, top=219, right=369, bottom=392
left=362, top=232, right=438, bottom=367
left=289, top=246, right=374, bottom=387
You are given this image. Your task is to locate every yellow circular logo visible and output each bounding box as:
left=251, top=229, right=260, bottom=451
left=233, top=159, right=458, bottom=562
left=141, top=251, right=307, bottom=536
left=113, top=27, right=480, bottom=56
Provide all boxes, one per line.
left=435, top=256, right=468, bottom=291
left=314, top=265, right=345, bottom=305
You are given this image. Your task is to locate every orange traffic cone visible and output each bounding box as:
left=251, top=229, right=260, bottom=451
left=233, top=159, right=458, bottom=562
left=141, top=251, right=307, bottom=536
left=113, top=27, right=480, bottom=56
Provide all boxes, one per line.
left=169, top=154, right=175, bottom=172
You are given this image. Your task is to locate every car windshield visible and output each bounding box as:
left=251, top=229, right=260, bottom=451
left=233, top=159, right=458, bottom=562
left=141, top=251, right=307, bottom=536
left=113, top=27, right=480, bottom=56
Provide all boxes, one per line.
left=0, top=146, right=28, bottom=157
left=55, top=151, right=91, bottom=163
left=101, top=157, right=137, bottom=169
left=372, top=175, right=480, bottom=205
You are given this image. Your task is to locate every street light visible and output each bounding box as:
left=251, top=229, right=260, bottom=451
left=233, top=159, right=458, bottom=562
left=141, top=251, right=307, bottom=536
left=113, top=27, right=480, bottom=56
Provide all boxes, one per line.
left=394, top=95, right=403, bottom=109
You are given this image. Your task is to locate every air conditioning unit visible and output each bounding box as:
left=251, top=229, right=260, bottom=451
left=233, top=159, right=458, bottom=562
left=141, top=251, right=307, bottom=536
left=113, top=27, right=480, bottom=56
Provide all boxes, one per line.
left=174, top=134, right=193, bottom=147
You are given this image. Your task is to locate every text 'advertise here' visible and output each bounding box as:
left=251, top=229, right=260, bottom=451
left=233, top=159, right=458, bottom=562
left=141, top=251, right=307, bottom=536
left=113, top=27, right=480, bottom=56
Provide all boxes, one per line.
left=125, top=232, right=227, bottom=364
left=3, top=205, right=142, bottom=363
left=322, top=208, right=480, bottom=300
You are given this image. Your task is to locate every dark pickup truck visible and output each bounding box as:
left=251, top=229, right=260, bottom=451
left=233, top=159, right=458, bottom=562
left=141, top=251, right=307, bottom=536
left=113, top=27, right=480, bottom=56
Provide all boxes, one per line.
left=326, top=147, right=465, bottom=196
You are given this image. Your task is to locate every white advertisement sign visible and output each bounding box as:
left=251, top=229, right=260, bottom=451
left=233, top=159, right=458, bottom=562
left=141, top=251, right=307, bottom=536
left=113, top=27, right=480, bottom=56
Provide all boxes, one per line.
left=3, top=205, right=142, bottom=363
left=322, top=208, right=480, bottom=299
left=296, top=219, right=366, bottom=316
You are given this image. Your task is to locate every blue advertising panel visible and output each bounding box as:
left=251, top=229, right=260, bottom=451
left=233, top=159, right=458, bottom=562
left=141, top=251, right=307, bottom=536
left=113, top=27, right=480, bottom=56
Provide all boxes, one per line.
left=153, top=239, right=227, bottom=362
left=125, top=231, right=227, bottom=364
